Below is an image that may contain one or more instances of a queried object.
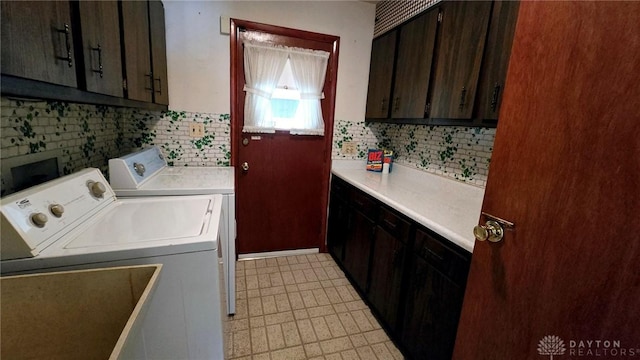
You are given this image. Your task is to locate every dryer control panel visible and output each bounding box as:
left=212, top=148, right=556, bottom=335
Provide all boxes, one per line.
left=0, top=168, right=116, bottom=260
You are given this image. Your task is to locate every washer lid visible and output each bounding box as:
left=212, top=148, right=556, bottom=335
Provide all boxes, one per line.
left=63, top=196, right=215, bottom=249
left=144, top=167, right=234, bottom=191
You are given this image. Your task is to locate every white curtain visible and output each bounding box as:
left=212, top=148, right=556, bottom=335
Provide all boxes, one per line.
left=243, top=42, right=330, bottom=135
left=243, top=43, right=289, bottom=133
left=288, top=48, right=329, bottom=135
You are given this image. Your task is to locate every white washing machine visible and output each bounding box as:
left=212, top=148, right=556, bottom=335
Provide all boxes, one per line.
left=1, top=168, right=227, bottom=360
left=108, top=146, right=237, bottom=315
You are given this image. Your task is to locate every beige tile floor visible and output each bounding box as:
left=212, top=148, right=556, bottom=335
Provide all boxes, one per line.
left=226, top=253, right=405, bottom=360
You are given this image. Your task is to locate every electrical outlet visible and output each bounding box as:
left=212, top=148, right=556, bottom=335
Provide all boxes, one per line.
left=189, top=123, right=204, bottom=138
left=342, top=141, right=356, bottom=155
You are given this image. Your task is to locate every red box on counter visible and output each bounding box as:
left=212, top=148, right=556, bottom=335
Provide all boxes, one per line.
left=366, top=149, right=383, bottom=172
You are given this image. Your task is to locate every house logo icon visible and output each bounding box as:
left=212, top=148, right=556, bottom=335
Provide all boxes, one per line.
left=538, top=335, right=566, bottom=359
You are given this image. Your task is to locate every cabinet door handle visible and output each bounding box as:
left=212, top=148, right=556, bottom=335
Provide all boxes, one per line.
left=154, top=78, right=162, bottom=94
left=383, top=218, right=397, bottom=231
left=57, top=23, right=73, bottom=67
left=91, top=44, right=103, bottom=78
left=415, top=269, right=427, bottom=291
left=144, top=73, right=153, bottom=91
left=392, top=248, right=402, bottom=267
left=425, top=247, right=444, bottom=262
left=393, top=97, right=400, bottom=112
left=381, top=98, right=386, bottom=112
left=458, top=87, right=466, bottom=111
left=490, top=83, right=501, bottom=112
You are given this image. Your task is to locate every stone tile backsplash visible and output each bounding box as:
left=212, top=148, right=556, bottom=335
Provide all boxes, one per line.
left=1, top=96, right=494, bottom=194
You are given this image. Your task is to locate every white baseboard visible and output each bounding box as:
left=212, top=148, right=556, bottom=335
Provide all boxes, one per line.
left=238, top=248, right=319, bottom=260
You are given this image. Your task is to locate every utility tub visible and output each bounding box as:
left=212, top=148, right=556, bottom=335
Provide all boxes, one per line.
left=1, top=264, right=162, bottom=360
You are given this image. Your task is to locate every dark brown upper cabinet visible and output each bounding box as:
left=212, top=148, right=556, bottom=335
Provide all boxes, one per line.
left=149, top=0, right=169, bottom=105
left=391, top=9, right=439, bottom=119
left=429, top=1, right=492, bottom=120
left=121, top=0, right=168, bottom=105
left=365, top=30, right=397, bottom=119
left=365, top=0, right=519, bottom=127
left=1, top=0, right=169, bottom=111
left=474, top=1, right=520, bottom=123
left=1, top=1, right=77, bottom=87
left=121, top=1, right=153, bottom=103
left=77, top=0, right=123, bottom=97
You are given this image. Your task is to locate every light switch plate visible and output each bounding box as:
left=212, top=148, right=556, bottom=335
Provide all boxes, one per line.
left=342, top=141, right=356, bottom=155
left=220, top=15, right=230, bottom=35
left=189, top=123, right=204, bottom=138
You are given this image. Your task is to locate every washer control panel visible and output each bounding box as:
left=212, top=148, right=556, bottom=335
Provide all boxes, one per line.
left=109, top=146, right=167, bottom=189
left=0, top=168, right=116, bottom=260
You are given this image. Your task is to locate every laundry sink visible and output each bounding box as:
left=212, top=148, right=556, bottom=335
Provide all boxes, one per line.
left=1, top=264, right=162, bottom=360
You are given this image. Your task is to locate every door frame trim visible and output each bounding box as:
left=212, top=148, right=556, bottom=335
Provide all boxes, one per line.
left=229, top=18, right=340, bottom=253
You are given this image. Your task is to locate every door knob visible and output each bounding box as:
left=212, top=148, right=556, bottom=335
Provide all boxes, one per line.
left=241, top=162, right=249, bottom=171
left=473, top=220, right=504, bottom=242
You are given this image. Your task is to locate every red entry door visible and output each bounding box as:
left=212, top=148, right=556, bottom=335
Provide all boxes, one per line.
left=453, top=2, right=640, bottom=359
left=230, top=20, right=339, bottom=255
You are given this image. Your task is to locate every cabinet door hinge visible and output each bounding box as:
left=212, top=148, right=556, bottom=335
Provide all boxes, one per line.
left=438, top=11, right=443, bottom=23
left=123, top=79, right=128, bottom=91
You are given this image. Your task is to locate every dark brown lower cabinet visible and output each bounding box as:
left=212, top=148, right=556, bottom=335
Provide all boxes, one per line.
left=327, top=190, right=348, bottom=261
left=400, top=230, right=468, bottom=360
left=342, top=208, right=375, bottom=293
left=327, top=177, right=471, bottom=360
left=367, top=227, right=406, bottom=330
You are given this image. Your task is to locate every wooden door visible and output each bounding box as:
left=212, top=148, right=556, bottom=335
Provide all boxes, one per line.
left=121, top=1, right=152, bottom=102
left=365, top=30, right=396, bottom=119
left=149, top=0, right=169, bottom=105
left=391, top=9, right=438, bottom=119
left=78, top=0, right=123, bottom=97
left=1, top=1, right=77, bottom=87
left=454, top=2, right=640, bottom=359
left=230, top=20, right=339, bottom=255
left=474, top=1, right=519, bottom=123
left=429, top=1, right=492, bottom=120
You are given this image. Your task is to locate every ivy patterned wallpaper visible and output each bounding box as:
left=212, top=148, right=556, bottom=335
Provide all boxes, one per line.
left=0, top=97, right=132, bottom=191
left=1, top=96, right=494, bottom=196
left=331, top=120, right=495, bottom=187
left=128, top=110, right=231, bottom=167
left=0, top=97, right=231, bottom=196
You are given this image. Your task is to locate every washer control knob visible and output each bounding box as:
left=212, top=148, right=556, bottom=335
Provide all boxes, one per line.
left=133, top=162, right=146, bottom=176
left=31, top=212, right=49, bottom=227
left=50, top=204, right=65, bottom=217
left=88, top=181, right=107, bottom=197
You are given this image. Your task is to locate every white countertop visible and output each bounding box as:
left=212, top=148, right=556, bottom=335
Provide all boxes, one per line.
left=331, top=160, right=485, bottom=253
